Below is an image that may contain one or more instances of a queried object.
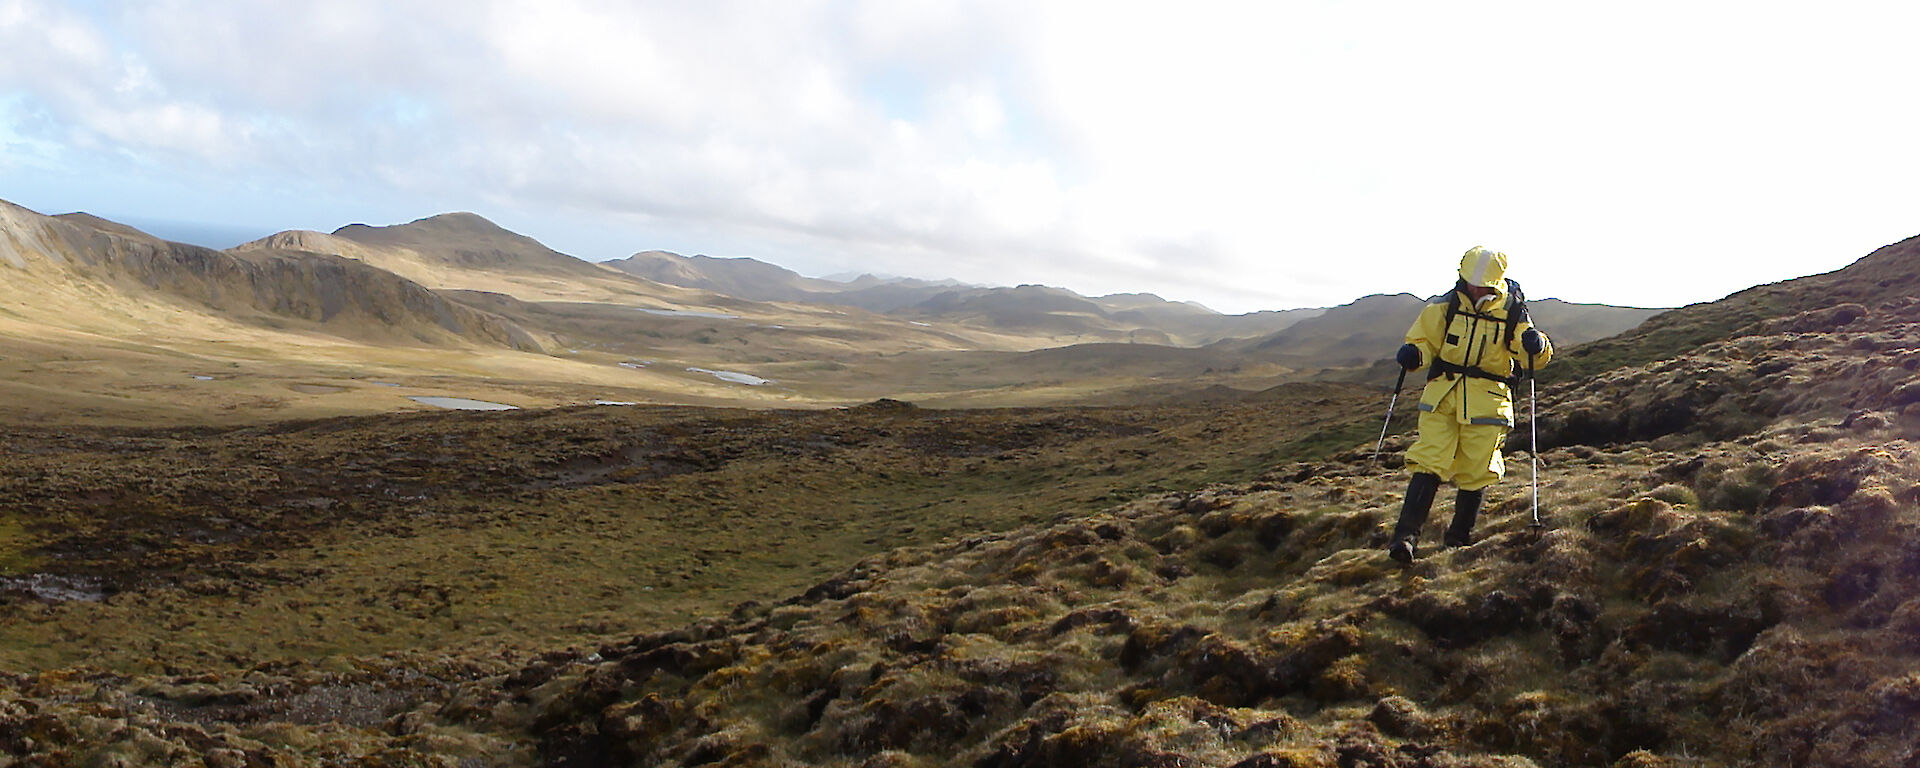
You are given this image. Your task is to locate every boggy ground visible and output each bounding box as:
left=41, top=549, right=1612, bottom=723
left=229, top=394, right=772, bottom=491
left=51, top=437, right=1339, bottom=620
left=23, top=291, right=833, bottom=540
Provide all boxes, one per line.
left=4, top=299, right=1920, bottom=766
left=0, top=383, right=1374, bottom=674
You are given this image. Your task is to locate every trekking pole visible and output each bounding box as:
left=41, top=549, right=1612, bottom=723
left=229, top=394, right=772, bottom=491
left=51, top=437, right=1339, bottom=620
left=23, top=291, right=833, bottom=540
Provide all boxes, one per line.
left=1370, top=367, right=1409, bottom=469
left=1527, top=352, right=1543, bottom=528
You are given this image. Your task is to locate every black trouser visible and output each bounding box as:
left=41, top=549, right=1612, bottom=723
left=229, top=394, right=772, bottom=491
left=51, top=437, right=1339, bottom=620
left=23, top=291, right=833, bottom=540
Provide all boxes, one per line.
left=1392, top=473, right=1483, bottom=548
left=1392, top=473, right=1440, bottom=545
left=1446, top=488, right=1483, bottom=546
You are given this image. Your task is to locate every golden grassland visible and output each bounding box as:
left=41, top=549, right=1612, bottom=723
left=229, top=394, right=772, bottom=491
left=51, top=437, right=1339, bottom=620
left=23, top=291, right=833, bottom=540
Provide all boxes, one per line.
left=0, top=278, right=1312, bottom=427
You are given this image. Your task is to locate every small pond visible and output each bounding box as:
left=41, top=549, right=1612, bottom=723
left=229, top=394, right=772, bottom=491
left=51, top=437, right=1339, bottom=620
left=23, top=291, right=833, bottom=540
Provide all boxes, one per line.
left=407, top=396, right=519, bottom=411
left=1, top=574, right=107, bottom=602
left=687, top=367, right=773, bottom=386
left=635, top=308, right=741, bottom=320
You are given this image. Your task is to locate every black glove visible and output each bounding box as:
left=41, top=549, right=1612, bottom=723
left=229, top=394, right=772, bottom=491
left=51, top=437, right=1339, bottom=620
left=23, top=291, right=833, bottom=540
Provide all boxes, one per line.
left=1521, top=329, right=1546, bottom=355
left=1396, top=343, right=1422, bottom=371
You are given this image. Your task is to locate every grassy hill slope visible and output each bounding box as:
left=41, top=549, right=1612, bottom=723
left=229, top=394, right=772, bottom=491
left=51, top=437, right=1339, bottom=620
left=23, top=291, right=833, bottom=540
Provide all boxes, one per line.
left=1, top=200, right=543, bottom=353
left=242, top=216, right=722, bottom=309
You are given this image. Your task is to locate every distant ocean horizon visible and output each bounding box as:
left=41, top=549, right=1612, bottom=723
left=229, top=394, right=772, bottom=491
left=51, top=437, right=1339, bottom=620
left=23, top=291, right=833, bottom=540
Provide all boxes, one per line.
left=112, top=215, right=270, bottom=250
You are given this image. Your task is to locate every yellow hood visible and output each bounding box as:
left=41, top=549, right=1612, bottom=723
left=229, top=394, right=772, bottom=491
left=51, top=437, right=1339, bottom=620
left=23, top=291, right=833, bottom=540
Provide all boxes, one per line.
left=1458, top=246, right=1508, bottom=288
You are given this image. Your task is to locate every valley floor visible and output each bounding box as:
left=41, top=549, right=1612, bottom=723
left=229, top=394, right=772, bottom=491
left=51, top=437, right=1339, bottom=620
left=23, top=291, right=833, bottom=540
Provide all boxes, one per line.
left=0, top=386, right=1371, bottom=674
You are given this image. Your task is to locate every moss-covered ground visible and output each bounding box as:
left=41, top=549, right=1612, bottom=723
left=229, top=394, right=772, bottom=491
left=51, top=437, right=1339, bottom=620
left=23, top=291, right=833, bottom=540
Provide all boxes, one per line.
left=0, top=385, right=1372, bottom=675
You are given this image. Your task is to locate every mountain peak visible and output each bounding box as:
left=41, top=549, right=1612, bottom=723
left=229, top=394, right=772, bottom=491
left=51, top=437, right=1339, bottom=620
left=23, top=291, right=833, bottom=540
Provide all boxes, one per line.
left=333, top=211, right=512, bottom=240
left=325, top=211, right=621, bottom=283
left=408, top=211, right=502, bottom=230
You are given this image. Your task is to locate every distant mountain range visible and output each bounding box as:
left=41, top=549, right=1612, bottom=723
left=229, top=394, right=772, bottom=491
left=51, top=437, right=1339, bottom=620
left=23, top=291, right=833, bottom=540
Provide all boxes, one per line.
left=602, top=250, right=1321, bottom=345
left=1226, top=292, right=1664, bottom=372
left=605, top=249, right=1664, bottom=374
left=0, top=197, right=1675, bottom=419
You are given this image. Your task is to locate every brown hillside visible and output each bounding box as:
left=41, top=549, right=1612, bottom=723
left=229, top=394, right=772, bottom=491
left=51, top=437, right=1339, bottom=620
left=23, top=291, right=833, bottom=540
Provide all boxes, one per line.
left=333, top=212, right=597, bottom=275
left=1238, top=293, right=1428, bottom=370
left=603, top=250, right=833, bottom=303
left=0, top=200, right=545, bottom=353
left=1234, top=294, right=1665, bottom=380
left=268, top=214, right=735, bottom=310
left=1525, top=299, right=1664, bottom=345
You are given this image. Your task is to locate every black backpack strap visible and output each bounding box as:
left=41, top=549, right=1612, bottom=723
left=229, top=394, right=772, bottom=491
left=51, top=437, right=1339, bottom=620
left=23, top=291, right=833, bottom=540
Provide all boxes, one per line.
left=1428, top=358, right=1518, bottom=387
left=1503, top=277, right=1527, bottom=346
left=1442, top=279, right=1466, bottom=333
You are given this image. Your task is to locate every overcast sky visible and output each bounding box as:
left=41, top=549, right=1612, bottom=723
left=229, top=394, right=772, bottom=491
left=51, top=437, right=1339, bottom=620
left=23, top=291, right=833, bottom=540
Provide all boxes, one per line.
left=4, top=1, right=1917, bottom=314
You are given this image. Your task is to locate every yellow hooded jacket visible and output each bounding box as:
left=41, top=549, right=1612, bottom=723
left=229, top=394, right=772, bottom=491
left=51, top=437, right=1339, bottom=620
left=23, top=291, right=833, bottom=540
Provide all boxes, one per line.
left=1404, top=280, right=1552, bottom=428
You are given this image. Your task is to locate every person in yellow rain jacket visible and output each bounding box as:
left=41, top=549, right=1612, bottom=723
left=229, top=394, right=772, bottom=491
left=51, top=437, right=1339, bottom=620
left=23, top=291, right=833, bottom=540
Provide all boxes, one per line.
left=1387, top=246, right=1553, bottom=564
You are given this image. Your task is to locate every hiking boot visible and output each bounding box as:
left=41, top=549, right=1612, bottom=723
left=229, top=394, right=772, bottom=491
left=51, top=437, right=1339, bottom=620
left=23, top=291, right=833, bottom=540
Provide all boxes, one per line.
left=1444, top=488, right=1483, bottom=547
left=1387, top=473, right=1440, bottom=563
